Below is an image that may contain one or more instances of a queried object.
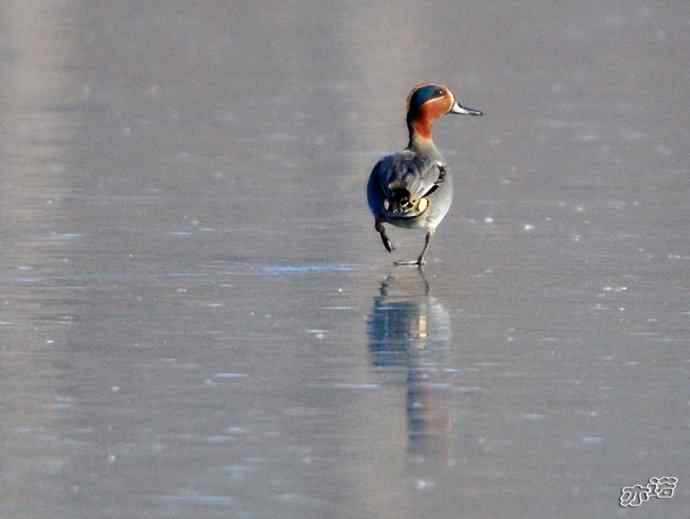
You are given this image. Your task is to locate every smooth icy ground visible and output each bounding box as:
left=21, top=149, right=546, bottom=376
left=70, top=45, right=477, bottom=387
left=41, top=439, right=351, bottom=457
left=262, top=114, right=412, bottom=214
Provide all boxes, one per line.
left=1, top=1, right=689, bottom=518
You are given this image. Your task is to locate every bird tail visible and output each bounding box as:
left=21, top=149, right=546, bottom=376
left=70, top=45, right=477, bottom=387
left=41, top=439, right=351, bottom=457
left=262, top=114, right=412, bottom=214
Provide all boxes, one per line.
left=384, top=184, right=429, bottom=218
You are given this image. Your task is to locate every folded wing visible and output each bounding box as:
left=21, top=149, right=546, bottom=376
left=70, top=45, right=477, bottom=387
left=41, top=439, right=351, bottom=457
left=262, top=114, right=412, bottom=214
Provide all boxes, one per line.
left=371, top=151, right=445, bottom=218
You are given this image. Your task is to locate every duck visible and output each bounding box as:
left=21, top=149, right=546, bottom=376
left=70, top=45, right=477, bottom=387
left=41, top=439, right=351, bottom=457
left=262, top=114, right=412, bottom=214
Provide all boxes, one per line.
left=367, top=83, right=482, bottom=266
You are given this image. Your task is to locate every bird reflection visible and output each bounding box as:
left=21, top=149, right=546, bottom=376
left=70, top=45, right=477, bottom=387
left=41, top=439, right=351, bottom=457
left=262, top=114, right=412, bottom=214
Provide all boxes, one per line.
left=367, top=269, right=451, bottom=461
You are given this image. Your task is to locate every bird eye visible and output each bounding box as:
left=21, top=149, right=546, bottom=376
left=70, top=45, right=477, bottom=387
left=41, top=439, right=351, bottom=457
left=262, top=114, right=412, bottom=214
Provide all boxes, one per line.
left=435, top=89, right=445, bottom=96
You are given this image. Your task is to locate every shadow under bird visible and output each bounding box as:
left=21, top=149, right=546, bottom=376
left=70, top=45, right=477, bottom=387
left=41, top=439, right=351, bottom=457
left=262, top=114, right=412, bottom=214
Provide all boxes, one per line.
left=367, top=83, right=483, bottom=266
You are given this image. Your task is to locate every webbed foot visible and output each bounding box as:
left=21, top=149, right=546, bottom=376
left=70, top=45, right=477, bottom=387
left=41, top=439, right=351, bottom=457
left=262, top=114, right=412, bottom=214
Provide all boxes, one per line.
left=393, top=231, right=433, bottom=267
left=394, top=259, right=425, bottom=267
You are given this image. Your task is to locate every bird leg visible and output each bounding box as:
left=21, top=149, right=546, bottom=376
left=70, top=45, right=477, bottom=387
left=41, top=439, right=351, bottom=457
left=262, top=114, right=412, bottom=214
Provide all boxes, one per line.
left=394, top=230, right=433, bottom=267
left=375, top=219, right=394, bottom=253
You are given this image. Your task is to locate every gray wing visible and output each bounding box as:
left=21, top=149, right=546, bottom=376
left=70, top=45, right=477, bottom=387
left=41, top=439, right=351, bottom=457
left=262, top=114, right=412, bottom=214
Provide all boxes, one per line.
left=371, top=151, right=445, bottom=217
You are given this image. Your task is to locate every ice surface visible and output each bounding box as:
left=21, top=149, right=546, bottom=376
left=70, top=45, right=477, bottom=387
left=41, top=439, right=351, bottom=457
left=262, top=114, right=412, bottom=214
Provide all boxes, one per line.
left=1, top=1, right=689, bottom=518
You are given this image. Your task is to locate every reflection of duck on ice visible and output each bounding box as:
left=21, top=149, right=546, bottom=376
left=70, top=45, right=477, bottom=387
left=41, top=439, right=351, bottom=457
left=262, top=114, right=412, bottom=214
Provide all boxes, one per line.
left=367, top=270, right=452, bottom=461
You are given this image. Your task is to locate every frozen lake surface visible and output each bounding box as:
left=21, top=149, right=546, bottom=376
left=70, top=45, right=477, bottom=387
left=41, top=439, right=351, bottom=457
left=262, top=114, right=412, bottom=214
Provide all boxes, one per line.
left=1, top=1, right=689, bottom=518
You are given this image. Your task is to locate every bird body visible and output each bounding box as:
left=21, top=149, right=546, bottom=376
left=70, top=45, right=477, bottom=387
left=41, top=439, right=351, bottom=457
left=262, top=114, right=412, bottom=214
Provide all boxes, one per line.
left=367, top=147, right=450, bottom=231
left=367, top=83, right=482, bottom=266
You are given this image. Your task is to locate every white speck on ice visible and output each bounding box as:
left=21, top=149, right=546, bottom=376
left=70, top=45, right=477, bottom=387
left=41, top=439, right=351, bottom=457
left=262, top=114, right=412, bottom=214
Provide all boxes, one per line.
left=656, top=144, right=672, bottom=156
left=415, top=479, right=435, bottom=491
left=602, top=285, right=627, bottom=292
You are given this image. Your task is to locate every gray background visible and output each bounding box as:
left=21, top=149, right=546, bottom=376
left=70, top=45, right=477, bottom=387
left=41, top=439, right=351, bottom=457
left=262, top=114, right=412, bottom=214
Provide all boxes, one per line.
left=1, top=1, right=689, bottom=518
